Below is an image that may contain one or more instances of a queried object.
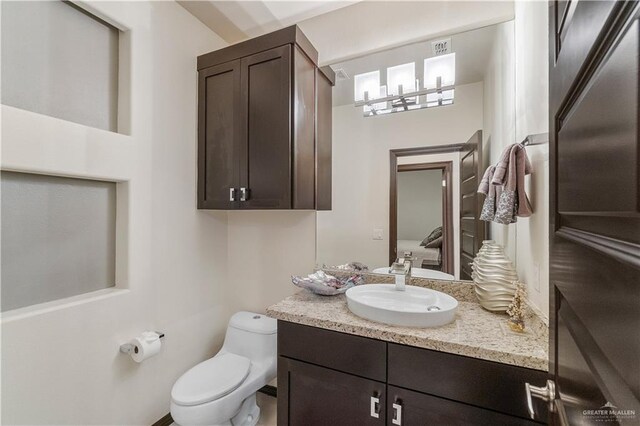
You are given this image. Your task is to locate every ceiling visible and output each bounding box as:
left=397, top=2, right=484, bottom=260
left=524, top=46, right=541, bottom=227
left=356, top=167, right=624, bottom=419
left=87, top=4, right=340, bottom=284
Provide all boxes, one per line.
left=180, top=1, right=514, bottom=66
left=178, top=1, right=360, bottom=43
left=331, top=23, right=499, bottom=107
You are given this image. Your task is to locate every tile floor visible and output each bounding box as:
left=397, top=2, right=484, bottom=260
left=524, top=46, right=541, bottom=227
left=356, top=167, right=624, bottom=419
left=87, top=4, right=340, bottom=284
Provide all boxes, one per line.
left=169, top=392, right=277, bottom=425
left=256, top=392, right=277, bottom=425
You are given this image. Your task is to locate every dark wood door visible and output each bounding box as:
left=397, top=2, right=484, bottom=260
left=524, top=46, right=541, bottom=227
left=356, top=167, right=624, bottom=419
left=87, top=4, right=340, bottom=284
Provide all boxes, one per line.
left=387, top=386, right=539, bottom=426
left=459, top=130, right=484, bottom=280
left=197, top=60, right=241, bottom=209
left=548, top=1, right=640, bottom=424
left=239, top=45, right=292, bottom=209
left=278, top=357, right=386, bottom=426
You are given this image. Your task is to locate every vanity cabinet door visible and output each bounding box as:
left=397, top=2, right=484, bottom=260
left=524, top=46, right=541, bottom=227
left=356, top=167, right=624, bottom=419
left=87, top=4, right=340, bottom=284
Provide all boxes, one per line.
left=239, top=45, right=293, bottom=209
left=197, top=60, right=241, bottom=209
left=387, top=386, right=539, bottom=426
left=278, top=357, right=386, bottom=426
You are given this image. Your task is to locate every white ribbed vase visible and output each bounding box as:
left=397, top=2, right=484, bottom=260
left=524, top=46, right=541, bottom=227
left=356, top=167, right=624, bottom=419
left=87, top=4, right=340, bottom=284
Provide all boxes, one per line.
left=471, top=240, right=518, bottom=312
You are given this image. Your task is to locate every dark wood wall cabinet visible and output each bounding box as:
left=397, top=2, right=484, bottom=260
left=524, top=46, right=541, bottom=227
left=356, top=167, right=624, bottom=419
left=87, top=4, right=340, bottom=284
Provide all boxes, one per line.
left=197, top=26, right=334, bottom=210
left=278, top=321, right=549, bottom=425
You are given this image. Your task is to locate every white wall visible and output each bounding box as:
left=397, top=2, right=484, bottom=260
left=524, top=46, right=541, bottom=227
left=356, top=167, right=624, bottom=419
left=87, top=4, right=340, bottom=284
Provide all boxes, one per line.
left=482, top=20, right=517, bottom=263
left=397, top=169, right=443, bottom=241
left=226, top=211, right=316, bottom=314
left=482, top=7, right=549, bottom=321
left=0, top=2, right=234, bottom=424
left=317, top=82, right=483, bottom=274
left=514, top=1, right=549, bottom=320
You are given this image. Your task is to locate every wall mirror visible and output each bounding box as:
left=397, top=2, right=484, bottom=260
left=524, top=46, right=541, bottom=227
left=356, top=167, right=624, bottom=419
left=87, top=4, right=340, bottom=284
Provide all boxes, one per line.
left=316, top=19, right=535, bottom=281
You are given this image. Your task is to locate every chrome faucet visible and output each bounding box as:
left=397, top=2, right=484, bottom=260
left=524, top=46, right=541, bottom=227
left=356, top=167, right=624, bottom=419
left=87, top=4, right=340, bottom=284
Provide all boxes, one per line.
left=390, top=252, right=413, bottom=291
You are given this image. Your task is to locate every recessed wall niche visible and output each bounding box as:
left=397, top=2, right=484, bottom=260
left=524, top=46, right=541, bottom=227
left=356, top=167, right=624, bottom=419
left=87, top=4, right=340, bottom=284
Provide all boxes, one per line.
left=0, top=0, right=120, bottom=132
left=1, top=172, right=117, bottom=312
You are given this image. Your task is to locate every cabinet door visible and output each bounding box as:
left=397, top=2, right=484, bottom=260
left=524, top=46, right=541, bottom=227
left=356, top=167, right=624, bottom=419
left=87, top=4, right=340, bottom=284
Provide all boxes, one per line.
left=198, top=60, right=241, bottom=209
left=387, top=386, right=539, bottom=426
left=278, top=357, right=385, bottom=426
left=240, top=45, right=292, bottom=209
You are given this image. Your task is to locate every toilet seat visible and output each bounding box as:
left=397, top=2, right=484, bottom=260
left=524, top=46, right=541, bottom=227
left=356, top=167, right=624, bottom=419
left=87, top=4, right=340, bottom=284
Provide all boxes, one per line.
left=171, top=353, right=251, bottom=406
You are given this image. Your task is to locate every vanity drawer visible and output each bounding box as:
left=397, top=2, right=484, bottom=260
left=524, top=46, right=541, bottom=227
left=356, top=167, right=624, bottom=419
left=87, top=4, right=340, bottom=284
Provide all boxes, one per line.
left=388, top=343, right=548, bottom=422
left=278, top=321, right=386, bottom=381
left=387, top=385, right=539, bottom=426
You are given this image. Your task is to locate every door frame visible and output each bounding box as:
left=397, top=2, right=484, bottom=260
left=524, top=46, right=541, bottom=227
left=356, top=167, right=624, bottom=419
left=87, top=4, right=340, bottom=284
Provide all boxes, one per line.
left=389, top=154, right=455, bottom=275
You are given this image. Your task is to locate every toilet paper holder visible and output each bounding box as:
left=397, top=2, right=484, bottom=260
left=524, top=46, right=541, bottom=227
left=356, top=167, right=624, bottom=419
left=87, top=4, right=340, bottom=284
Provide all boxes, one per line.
left=120, top=332, right=165, bottom=355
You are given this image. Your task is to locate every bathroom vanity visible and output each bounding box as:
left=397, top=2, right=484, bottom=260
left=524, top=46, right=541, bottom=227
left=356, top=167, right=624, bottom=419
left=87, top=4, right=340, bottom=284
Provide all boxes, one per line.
left=267, top=281, right=550, bottom=426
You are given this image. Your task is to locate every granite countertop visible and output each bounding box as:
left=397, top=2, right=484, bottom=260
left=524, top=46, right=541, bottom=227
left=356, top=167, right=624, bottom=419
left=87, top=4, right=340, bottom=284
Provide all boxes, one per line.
left=267, top=276, right=549, bottom=371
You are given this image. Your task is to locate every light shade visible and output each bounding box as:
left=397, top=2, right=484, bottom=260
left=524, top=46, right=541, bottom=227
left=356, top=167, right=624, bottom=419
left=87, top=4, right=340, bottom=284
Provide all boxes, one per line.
left=424, top=53, right=455, bottom=89
left=387, top=62, right=416, bottom=96
left=354, top=70, right=381, bottom=102
left=426, top=89, right=455, bottom=107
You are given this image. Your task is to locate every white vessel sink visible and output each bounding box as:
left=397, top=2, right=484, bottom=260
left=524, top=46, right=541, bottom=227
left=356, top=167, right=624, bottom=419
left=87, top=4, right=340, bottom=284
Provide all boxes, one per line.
left=345, top=284, right=458, bottom=328
left=372, top=267, right=454, bottom=280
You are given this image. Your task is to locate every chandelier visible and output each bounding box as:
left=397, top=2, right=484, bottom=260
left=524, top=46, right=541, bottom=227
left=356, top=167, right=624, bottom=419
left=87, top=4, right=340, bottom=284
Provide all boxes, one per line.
left=353, top=52, right=456, bottom=117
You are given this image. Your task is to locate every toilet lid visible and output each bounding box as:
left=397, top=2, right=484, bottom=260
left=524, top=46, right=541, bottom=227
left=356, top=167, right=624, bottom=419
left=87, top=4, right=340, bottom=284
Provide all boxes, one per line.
left=171, top=353, right=251, bottom=406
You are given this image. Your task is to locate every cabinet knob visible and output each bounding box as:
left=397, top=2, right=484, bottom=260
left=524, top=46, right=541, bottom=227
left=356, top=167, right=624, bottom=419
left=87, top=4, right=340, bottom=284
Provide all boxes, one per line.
left=370, top=395, right=380, bottom=418
left=392, top=401, right=403, bottom=425
left=240, top=187, right=249, bottom=202
left=229, top=188, right=237, bottom=202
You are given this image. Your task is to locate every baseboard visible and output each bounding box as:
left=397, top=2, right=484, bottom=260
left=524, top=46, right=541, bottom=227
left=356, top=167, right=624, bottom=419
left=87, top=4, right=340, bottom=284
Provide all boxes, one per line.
left=151, top=412, right=173, bottom=426
left=151, top=385, right=276, bottom=425
left=258, top=384, right=277, bottom=398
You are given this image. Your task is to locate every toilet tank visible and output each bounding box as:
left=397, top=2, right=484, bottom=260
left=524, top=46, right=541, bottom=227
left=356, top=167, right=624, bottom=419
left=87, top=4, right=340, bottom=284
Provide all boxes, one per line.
left=222, top=312, right=277, bottom=362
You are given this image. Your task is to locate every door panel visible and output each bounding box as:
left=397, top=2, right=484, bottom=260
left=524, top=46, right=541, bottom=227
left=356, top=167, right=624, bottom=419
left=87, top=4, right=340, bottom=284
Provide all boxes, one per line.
left=278, top=357, right=385, bottom=426
left=549, top=0, right=640, bottom=421
left=459, top=130, right=484, bottom=280
left=557, top=20, right=638, bottom=215
left=198, top=60, right=241, bottom=209
left=553, top=1, right=616, bottom=100
left=556, top=296, right=620, bottom=424
left=240, top=45, right=292, bottom=209
left=552, top=231, right=640, bottom=408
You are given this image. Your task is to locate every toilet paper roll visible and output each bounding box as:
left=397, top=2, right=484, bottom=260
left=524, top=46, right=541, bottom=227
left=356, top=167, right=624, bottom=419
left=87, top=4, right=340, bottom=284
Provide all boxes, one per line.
left=130, top=331, right=161, bottom=363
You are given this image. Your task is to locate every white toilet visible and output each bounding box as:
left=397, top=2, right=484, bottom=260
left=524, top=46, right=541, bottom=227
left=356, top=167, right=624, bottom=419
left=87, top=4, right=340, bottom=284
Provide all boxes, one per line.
left=170, top=312, right=277, bottom=426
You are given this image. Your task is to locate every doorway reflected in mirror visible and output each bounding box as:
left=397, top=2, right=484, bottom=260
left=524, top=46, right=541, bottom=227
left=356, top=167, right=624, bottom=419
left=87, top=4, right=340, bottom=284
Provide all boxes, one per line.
left=394, top=164, right=448, bottom=274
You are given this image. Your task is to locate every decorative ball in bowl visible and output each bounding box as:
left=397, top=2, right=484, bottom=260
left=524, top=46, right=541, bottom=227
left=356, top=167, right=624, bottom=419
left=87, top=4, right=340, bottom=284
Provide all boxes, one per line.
left=291, top=271, right=364, bottom=296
